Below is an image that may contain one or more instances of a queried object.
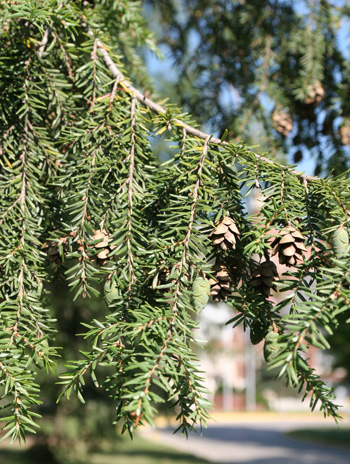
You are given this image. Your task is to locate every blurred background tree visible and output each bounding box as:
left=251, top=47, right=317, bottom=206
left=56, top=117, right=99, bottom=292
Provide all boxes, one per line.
left=144, top=0, right=350, bottom=175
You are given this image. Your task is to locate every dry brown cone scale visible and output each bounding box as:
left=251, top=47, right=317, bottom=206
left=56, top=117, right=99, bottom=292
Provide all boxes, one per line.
left=271, top=226, right=306, bottom=267
left=209, top=263, right=232, bottom=302
left=250, top=261, right=279, bottom=297
left=209, top=216, right=240, bottom=251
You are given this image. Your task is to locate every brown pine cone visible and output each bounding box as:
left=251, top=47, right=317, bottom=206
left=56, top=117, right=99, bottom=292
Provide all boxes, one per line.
left=92, top=229, right=110, bottom=260
left=271, top=226, right=306, bottom=267
left=250, top=261, right=279, bottom=297
left=272, top=110, right=293, bottom=136
left=209, top=216, right=240, bottom=251
left=92, top=229, right=116, bottom=262
left=209, top=263, right=232, bottom=302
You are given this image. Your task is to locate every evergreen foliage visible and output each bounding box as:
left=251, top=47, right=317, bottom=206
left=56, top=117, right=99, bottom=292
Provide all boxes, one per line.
left=0, top=0, right=349, bottom=443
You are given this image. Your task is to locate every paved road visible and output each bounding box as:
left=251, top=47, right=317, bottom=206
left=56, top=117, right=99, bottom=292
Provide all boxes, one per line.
left=143, top=419, right=350, bottom=464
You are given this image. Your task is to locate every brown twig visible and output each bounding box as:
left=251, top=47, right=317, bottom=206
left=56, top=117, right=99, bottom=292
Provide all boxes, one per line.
left=126, top=96, right=137, bottom=306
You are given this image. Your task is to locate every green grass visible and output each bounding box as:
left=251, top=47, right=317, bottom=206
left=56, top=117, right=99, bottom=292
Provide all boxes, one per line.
left=0, top=436, right=211, bottom=464
left=286, top=428, right=350, bottom=449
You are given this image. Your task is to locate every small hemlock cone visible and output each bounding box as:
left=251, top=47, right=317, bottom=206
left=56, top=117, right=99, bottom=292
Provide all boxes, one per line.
left=293, top=150, right=303, bottom=163
left=209, top=263, right=232, bottom=302
left=271, top=226, right=306, bottom=266
left=272, top=110, right=293, bottom=136
left=250, top=261, right=278, bottom=297
left=340, top=122, right=350, bottom=145
left=305, top=81, right=324, bottom=105
left=92, top=229, right=115, bottom=261
left=209, top=216, right=240, bottom=251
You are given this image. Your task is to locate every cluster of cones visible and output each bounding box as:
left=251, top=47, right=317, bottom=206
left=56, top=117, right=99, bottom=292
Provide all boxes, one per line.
left=208, top=216, right=307, bottom=301
left=271, top=81, right=324, bottom=137
left=208, top=216, right=240, bottom=301
left=42, top=230, right=116, bottom=265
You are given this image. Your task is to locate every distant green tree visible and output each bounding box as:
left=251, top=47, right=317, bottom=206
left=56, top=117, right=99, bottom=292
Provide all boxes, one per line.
left=144, top=0, right=350, bottom=174
left=0, top=0, right=350, bottom=444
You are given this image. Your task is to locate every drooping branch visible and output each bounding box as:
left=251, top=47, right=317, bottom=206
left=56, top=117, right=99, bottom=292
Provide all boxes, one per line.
left=133, top=135, right=210, bottom=427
